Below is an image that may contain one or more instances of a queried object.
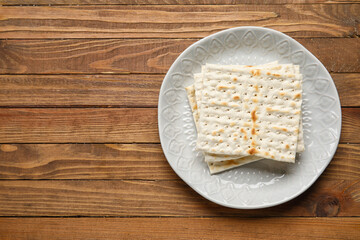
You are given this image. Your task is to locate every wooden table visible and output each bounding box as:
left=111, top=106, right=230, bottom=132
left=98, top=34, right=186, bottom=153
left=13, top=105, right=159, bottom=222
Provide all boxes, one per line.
left=0, top=1, right=359, bottom=239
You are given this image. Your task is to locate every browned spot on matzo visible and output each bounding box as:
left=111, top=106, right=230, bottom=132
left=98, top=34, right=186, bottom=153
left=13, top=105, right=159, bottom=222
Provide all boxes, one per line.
left=218, top=86, right=228, bottom=90
left=251, top=109, right=257, bottom=122
left=251, top=69, right=261, bottom=76
left=247, top=148, right=258, bottom=155
left=294, top=93, right=301, bottom=99
left=251, top=128, right=256, bottom=135
left=273, top=126, right=288, bottom=132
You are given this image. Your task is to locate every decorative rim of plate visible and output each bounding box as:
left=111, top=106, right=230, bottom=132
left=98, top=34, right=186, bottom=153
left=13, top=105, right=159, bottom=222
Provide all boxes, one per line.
left=158, top=26, right=342, bottom=209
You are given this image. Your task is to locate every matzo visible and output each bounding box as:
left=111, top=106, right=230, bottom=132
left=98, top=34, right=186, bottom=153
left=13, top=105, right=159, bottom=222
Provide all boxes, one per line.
left=185, top=85, right=199, bottom=130
left=208, top=155, right=262, bottom=174
left=187, top=84, right=252, bottom=162
left=200, top=64, right=304, bottom=154
left=190, top=63, right=304, bottom=162
left=196, top=65, right=302, bottom=162
left=193, top=63, right=282, bottom=161
left=187, top=84, right=304, bottom=163
left=186, top=78, right=303, bottom=174
left=186, top=84, right=263, bottom=173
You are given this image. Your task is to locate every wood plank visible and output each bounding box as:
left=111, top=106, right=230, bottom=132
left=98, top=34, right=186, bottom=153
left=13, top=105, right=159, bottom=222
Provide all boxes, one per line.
left=333, top=73, right=360, bottom=107
left=2, top=0, right=360, bottom=6
left=0, top=177, right=359, bottom=216
left=0, top=75, right=162, bottom=107
left=0, top=39, right=359, bottom=74
left=296, top=39, right=360, bottom=73
left=0, top=39, right=189, bottom=74
left=0, top=144, right=171, bottom=179
left=342, top=108, right=360, bottom=144
left=0, top=5, right=359, bottom=38
left=0, top=108, right=159, bottom=143
left=0, top=143, right=358, bottom=180
left=321, top=144, right=360, bottom=182
left=0, top=217, right=359, bottom=240
left=0, top=73, right=359, bottom=107
left=0, top=0, right=236, bottom=5
left=0, top=108, right=358, bottom=143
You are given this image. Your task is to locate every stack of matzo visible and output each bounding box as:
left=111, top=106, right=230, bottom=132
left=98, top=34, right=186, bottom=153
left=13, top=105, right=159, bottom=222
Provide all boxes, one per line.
left=185, top=62, right=304, bottom=174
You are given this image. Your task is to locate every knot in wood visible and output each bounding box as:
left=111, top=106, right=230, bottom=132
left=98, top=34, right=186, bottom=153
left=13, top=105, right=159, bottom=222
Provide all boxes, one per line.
left=315, top=195, right=340, bottom=217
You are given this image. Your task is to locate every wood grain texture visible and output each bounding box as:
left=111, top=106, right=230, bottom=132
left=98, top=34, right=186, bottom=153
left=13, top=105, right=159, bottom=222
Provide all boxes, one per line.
left=342, top=108, right=360, bottom=143
left=0, top=0, right=237, bottom=4
left=0, top=144, right=171, bottom=179
left=0, top=0, right=236, bottom=6
left=0, top=217, right=359, bottom=240
left=2, top=0, right=360, bottom=5
left=0, top=38, right=359, bottom=74
left=296, top=39, right=360, bottom=73
left=0, top=108, right=357, bottom=143
left=321, top=144, right=360, bottom=182
left=0, top=177, right=359, bottom=216
left=0, top=108, right=159, bottom=143
left=0, top=5, right=359, bottom=38
left=0, top=39, right=189, bottom=74
left=333, top=73, right=360, bottom=107
left=0, top=75, right=162, bottom=107
left=0, top=143, right=358, bottom=180
left=0, top=73, right=358, bottom=107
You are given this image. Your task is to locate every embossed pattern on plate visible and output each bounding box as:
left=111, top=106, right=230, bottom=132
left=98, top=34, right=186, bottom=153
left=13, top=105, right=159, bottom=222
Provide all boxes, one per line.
left=158, top=27, right=341, bottom=209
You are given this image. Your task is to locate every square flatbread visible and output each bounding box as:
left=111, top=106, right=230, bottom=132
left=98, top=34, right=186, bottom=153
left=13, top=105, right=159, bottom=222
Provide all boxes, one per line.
left=195, top=64, right=303, bottom=162
left=186, top=85, right=262, bottom=173
left=192, top=63, right=304, bottom=160
left=193, top=63, right=281, bottom=161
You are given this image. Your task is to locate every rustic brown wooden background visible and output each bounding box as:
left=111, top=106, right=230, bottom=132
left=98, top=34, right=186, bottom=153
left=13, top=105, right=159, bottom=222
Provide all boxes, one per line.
left=0, top=1, right=359, bottom=239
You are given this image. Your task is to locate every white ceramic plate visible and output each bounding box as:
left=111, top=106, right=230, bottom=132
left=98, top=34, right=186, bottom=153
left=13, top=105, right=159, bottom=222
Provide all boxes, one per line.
left=158, top=27, right=341, bottom=209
